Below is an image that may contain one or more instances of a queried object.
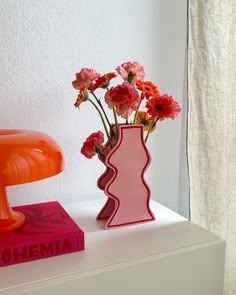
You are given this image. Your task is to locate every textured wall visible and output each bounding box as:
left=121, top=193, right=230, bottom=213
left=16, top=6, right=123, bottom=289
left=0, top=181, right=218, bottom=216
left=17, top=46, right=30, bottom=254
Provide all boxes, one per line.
left=0, top=0, right=187, bottom=213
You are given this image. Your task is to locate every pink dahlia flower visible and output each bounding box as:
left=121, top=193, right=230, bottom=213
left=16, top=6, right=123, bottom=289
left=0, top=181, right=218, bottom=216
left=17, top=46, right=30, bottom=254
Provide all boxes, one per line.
left=105, top=82, right=141, bottom=119
left=81, top=131, right=104, bottom=159
left=116, top=61, right=145, bottom=84
left=72, top=68, right=101, bottom=90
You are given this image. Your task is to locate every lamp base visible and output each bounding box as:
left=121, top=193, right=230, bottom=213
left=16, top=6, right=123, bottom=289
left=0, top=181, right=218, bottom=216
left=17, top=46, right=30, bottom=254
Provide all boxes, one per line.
left=0, top=210, right=25, bottom=232
left=0, top=186, right=26, bottom=232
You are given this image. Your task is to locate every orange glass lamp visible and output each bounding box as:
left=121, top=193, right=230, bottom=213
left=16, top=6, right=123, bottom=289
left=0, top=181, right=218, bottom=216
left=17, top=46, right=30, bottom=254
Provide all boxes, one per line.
left=0, top=129, right=64, bottom=232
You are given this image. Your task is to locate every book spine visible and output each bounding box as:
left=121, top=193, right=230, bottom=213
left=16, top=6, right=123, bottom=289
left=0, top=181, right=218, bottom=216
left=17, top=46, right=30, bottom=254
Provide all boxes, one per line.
left=0, top=233, right=84, bottom=267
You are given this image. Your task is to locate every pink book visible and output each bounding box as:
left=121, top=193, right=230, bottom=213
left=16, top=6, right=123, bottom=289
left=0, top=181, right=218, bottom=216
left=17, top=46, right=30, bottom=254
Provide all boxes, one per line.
left=0, top=201, right=85, bottom=267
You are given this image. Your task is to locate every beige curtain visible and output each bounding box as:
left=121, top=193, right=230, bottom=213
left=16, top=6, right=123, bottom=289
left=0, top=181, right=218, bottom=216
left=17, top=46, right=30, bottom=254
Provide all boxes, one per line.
left=188, top=1, right=236, bottom=294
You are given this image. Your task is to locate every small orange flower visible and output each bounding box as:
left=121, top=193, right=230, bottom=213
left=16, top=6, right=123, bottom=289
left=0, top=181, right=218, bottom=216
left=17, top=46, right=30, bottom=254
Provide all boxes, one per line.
left=91, top=72, right=117, bottom=92
left=136, top=80, right=160, bottom=100
left=74, top=85, right=88, bottom=108
left=135, top=111, right=157, bottom=132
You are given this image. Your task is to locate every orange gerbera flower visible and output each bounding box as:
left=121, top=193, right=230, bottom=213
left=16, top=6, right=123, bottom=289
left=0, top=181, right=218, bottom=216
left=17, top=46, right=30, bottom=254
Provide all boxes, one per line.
left=91, top=72, right=117, bottom=92
left=146, top=94, right=181, bottom=120
left=135, top=111, right=157, bottom=132
left=136, top=80, right=160, bottom=100
left=74, top=85, right=88, bottom=108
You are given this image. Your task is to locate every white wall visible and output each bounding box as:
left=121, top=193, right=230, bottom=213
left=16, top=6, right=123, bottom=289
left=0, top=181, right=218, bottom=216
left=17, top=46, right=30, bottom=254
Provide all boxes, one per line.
left=0, top=0, right=188, bottom=215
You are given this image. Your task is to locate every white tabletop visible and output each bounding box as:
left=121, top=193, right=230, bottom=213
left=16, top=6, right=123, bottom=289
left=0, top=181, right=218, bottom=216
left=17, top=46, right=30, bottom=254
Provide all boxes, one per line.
left=0, top=198, right=222, bottom=294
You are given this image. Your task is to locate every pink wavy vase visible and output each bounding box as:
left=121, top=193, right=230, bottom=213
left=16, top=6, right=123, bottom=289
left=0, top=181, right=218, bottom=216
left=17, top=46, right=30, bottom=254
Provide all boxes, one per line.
left=97, top=125, right=155, bottom=229
left=96, top=128, right=117, bottom=219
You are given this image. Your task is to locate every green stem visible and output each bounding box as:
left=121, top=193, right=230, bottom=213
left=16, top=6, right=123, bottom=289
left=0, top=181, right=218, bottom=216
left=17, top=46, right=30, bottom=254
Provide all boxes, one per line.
left=145, top=117, right=159, bottom=143
left=88, top=99, right=112, bottom=148
left=90, top=92, right=112, bottom=129
left=90, top=91, right=116, bottom=138
left=133, top=100, right=142, bottom=124
left=96, top=145, right=105, bottom=160
left=112, top=108, right=119, bottom=139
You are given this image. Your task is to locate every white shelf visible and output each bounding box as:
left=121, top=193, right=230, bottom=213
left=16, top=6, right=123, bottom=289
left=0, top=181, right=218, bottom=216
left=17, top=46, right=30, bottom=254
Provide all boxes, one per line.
left=0, top=199, right=225, bottom=295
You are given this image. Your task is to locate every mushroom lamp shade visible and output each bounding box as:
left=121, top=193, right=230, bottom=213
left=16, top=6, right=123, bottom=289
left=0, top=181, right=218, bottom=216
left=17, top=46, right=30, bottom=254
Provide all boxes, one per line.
left=0, top=129, right=65, bottom=232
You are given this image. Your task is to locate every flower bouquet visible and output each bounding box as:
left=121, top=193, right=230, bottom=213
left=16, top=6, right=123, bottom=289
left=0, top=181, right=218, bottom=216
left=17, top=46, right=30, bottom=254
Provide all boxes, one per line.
left=72, top=61, right=181, bottom=159
left=72, top=61, right=181, bottom=228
